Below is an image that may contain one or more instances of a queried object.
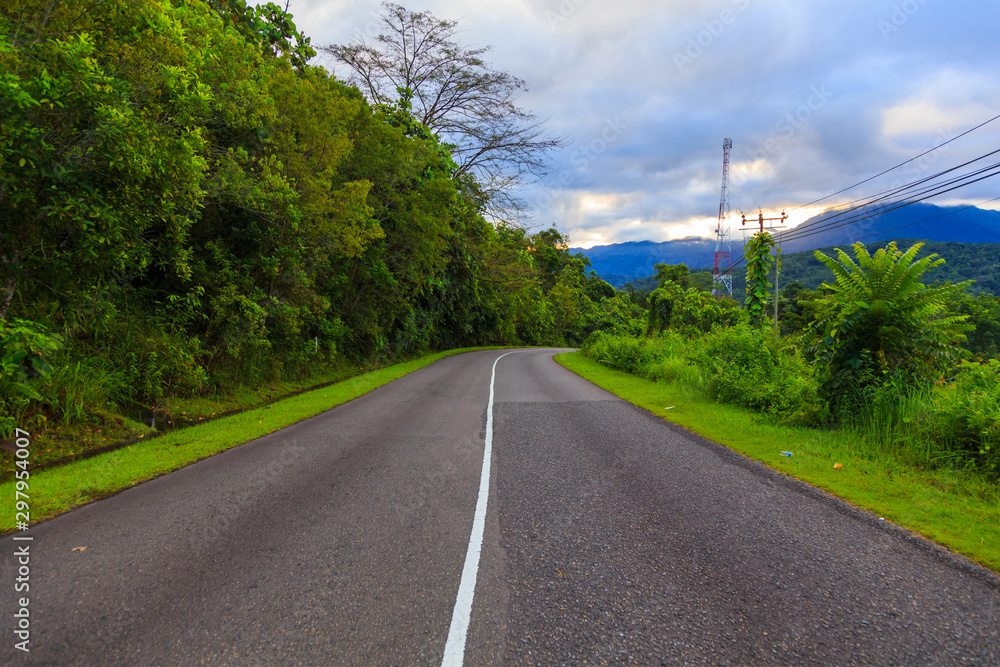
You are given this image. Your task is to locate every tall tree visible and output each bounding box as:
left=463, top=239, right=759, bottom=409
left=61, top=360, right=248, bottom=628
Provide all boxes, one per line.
left=323, top=2, right=563, bottom=222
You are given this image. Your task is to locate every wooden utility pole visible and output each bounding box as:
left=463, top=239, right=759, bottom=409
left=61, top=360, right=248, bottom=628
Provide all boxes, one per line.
left=741, top=211, right=787, bottom=338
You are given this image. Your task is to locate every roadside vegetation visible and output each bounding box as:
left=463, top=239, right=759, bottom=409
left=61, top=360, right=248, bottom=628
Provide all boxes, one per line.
left=591, top=241, right=1000, bottom=475
left=0, top=0, right=624, bottom=468
left=572, top=238, right=1000, bottom=570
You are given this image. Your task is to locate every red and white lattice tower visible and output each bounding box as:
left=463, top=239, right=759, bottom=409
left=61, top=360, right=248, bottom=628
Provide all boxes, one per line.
left=712, top=138, right=733, bottom=297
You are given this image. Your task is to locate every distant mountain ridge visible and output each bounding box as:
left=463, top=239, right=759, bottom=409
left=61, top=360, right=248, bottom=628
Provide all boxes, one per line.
left=576, top=238, right=716, bottom=287
left=578, top=203, right=1000, bottom=287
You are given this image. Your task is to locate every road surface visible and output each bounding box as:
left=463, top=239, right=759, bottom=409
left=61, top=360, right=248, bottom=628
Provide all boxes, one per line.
left=2, top=348, right=998, bottom=665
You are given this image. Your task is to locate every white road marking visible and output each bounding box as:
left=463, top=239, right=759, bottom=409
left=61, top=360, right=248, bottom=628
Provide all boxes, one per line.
left=441, top=351, right=516, bottom=667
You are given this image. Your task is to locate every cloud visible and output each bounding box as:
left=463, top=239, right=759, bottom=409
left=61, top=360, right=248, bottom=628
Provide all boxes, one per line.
left=272, top=0, right=1000, bottom=246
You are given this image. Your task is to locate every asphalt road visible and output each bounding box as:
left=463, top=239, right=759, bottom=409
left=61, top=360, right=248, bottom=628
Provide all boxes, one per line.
left=2, top=348, right=998, bottom=665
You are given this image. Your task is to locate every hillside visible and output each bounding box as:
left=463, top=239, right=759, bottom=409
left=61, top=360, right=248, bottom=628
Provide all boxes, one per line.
left=581, top=203, right=1000, bottom=287
left=624, top=240, right=1000, bottom=297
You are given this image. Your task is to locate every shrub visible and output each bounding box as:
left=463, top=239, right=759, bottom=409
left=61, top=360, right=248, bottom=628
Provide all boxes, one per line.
left=926, top=359, right=1000, bottom=474
left=582, top=331, right=651, bottom=374
left=702, top=323, right=825, bottom=425
left=0, top=319, right=64, bottom=436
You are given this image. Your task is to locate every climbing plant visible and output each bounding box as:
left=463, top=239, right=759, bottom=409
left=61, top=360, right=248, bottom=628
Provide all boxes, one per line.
left=744, top=232, right=775, bottom=327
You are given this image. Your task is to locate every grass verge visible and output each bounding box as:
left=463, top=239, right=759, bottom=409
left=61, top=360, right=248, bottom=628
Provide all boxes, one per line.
left=3, top=359, right=367, bottom=473
left=555, top=351, right=1000, bottom=573
left=3, top=347, right=507, bottom=532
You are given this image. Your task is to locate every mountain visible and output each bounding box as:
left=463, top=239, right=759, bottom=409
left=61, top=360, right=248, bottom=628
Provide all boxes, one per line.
left=579, top=203, right=1000, bottom=287
left=576, top=238, right=716, bottom=287
left=781, top=202, right=1000, bottom=254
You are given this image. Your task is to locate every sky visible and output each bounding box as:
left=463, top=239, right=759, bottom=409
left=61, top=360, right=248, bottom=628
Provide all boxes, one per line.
left=266, top=0, right=1000, bottom=248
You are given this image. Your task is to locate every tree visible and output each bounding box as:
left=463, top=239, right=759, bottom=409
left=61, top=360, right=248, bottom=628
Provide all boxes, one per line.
left=654, top=263, right=691, bottom=289
left=0, top=0, right=237, bottom=323
left=323, top=2, right=563, bottom=222
left=204, top=0, right=316, bottom=69
left=809, top=241, right=972, bottom=395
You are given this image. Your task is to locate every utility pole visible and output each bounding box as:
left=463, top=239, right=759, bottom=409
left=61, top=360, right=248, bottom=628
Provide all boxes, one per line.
left=741, top=210, right=787, bottom=338
left=741, top=210, right=787, bottom=234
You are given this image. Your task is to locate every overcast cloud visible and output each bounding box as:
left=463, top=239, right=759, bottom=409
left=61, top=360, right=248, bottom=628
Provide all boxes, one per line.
left=268, top=0, right=1000, bottom=247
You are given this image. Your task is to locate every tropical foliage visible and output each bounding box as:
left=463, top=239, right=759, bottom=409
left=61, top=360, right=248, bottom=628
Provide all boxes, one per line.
left=743, top=231, right=776, bottom=327
left=0, top=0, right=612, bottom=438
left=586, top=240, right=1000, bottom=477
left=808, top=242, right=971, bottom=397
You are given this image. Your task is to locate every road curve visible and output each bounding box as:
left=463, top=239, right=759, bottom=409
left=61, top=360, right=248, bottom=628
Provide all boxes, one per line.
left=1, top=348, right=998, bottom=665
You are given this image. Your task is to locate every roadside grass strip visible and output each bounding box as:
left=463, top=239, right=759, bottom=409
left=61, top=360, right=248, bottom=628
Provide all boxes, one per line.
left=555, top=351, right=1000, bottom=574
left=1, top=347, right=507, bottom=532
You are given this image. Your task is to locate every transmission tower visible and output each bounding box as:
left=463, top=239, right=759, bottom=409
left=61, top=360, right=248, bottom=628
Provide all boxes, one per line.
left=712, top=138, right=733, bottom=297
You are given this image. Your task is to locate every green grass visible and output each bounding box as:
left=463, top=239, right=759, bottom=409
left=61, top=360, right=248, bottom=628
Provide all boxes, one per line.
left=2, top=347, right=507, bottom=532
left=555, top=351, right=1000, bottom=573
left=3, top=359, right=366, bottom=473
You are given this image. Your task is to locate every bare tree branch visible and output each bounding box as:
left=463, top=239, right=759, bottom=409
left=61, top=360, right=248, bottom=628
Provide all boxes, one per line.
left=322, top=2, right=565, bottom=224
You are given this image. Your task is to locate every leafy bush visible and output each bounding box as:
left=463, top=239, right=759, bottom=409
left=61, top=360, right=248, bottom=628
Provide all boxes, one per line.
left=583, top=331, right=704, bottom=394
left=926, top=359, right=1000, bottom=473
left=90, top=315, right=209, bottom=402
left=0, top=319, right=64, bottom=436
left=583, top=331, right=653, bottom=375
left=702, top=323, right=825, bottom=425
left=0, top=319, right=64, bottom=400
left=646, top=282, right=741, bottom=336
left=584, top=326, right=823, bottom=424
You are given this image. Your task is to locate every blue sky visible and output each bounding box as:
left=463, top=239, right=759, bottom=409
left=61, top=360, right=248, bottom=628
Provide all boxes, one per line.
left=268, top=0, right=1000, bottom=247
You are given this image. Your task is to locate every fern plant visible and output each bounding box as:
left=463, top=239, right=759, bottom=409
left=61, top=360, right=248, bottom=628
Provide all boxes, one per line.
left=809, top=241, right=971, bottom=396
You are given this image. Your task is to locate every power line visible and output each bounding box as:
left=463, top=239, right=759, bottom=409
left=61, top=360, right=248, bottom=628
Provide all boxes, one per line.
left=727, top=193, right=1000, bottom=274
left=783, top=148, right=1000, bottom=242
left=779, top=161, right=1000, bottom=244
left=716, top=112, right=1000, bottom=278
left=788, top=112, right=1000, bottom=212
left=844, top=196, right=1000, bottom=245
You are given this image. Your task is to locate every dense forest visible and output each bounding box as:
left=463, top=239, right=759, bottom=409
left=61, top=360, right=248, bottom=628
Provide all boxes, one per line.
left=0, top=0, right=628, bottom=440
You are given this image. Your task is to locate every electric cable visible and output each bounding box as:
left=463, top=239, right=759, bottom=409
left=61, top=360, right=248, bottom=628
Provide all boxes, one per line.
left=725, top=190, right=1000, bottom=274
left=787, top=112, right=1000, bottom=212
left=782, top=149, right=1000, bottom=242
